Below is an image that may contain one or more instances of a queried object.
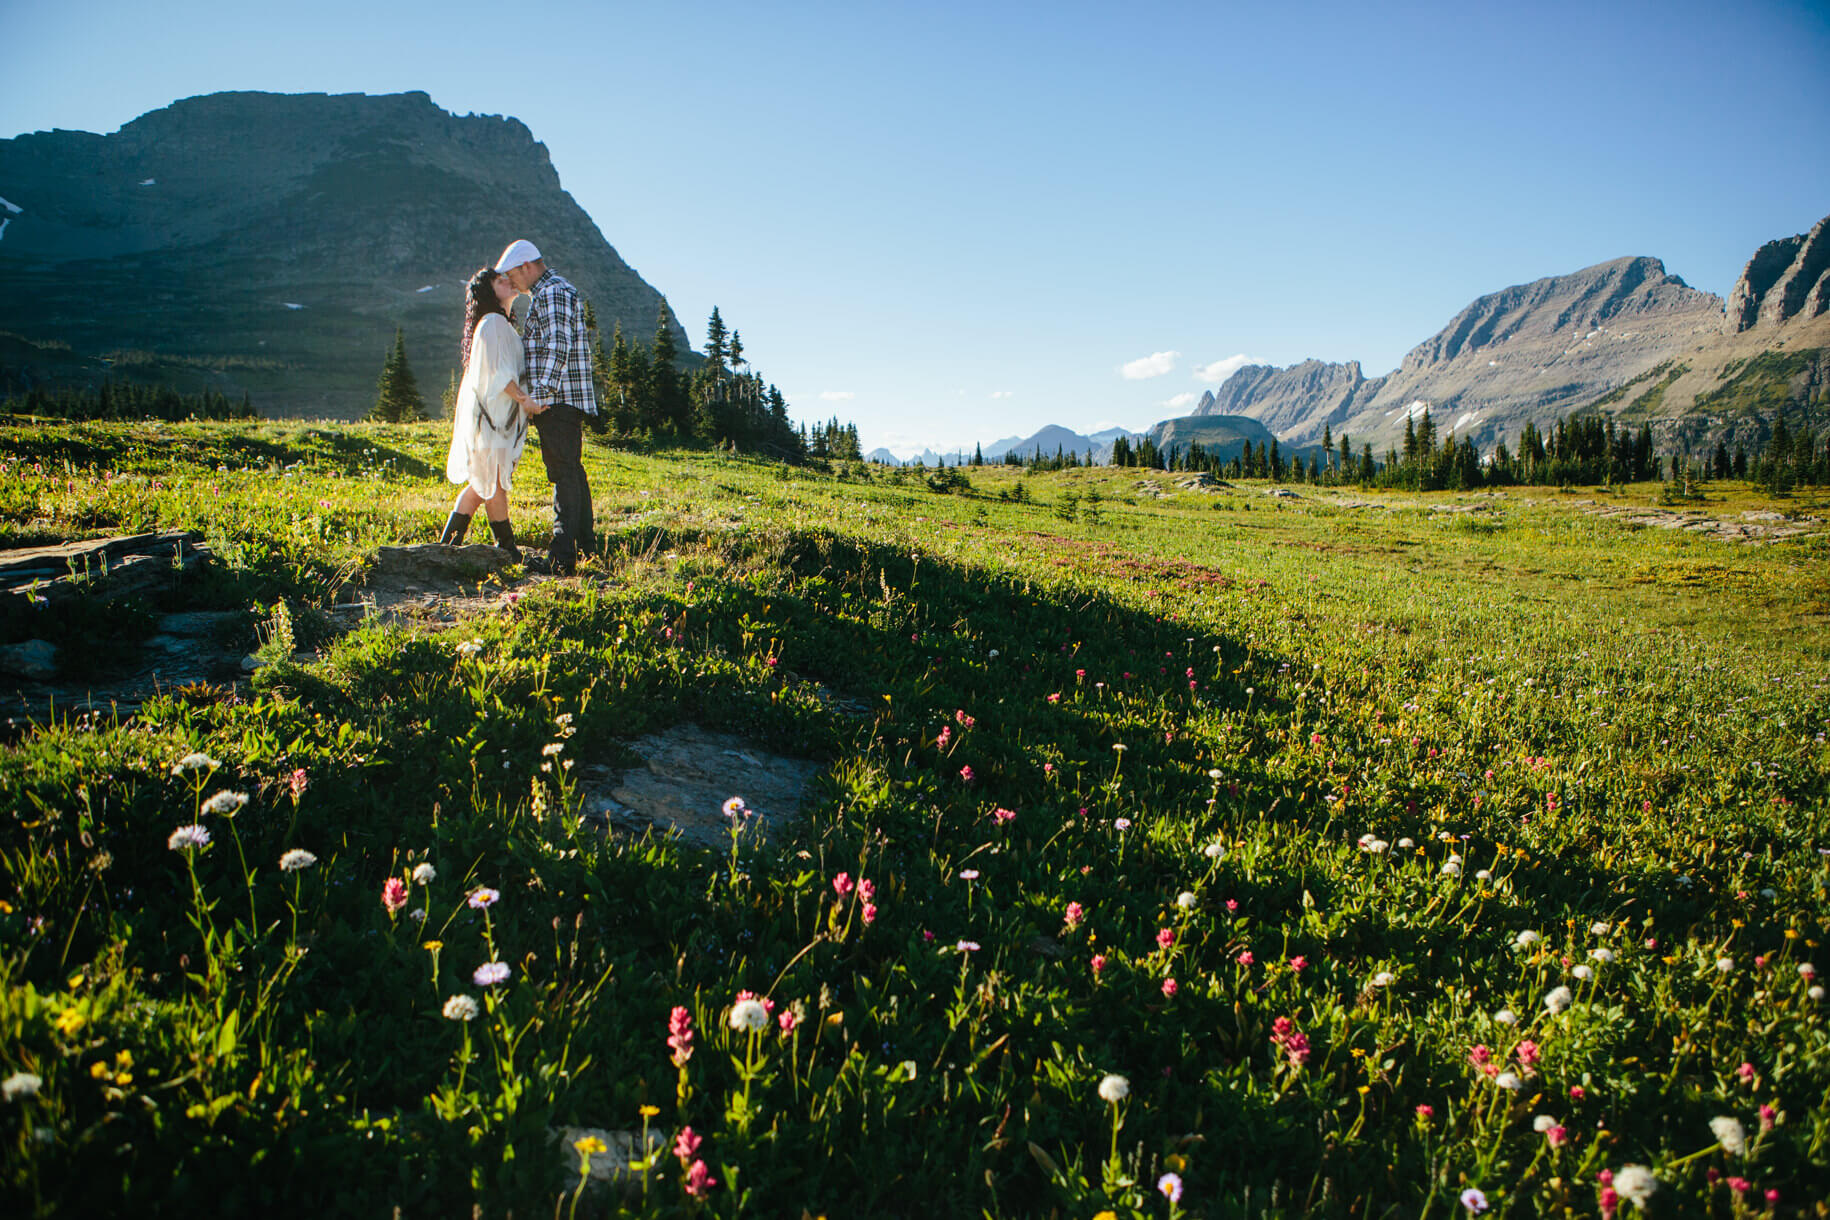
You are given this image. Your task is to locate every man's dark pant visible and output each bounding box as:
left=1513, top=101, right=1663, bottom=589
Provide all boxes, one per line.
left=531, top=404, right=595, bottom=571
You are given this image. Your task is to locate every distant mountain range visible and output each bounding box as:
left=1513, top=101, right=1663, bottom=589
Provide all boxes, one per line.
left=866, top=425, right=1134, bottom=466
left=1187, top=215, right=1830, bottom=455
left=0, top=91, right=691, bottom=416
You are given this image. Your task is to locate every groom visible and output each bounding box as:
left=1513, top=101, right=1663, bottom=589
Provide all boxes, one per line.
left=495, top=239, right=597, bottom=575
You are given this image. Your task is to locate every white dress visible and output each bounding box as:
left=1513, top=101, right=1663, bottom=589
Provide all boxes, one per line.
left=445, top=312, right=527, bottom=497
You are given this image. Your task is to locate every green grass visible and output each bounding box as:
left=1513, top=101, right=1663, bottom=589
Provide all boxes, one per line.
left=1, top=419, right=1827, bottom=1218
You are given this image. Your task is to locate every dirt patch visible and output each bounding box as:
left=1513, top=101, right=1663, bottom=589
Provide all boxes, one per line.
left=1575, top=501, right=1826, bottom=543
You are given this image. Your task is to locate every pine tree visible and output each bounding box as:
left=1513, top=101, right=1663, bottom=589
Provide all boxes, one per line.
left=371, top=327, right=427, bottom=422
left=729, top=329, right=744, bottom=370
left=650, top=304, right=690, bottom=436
left=705, top=308, right=728, bottom=371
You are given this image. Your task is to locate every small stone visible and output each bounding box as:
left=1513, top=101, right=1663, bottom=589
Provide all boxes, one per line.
left=0, top=639, right=59, bottom=680
left=552, top=1126, right=662, bottom=1191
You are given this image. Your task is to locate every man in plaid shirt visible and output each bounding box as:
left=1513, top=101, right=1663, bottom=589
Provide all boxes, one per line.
left=495, top=239, right=596, bottom=574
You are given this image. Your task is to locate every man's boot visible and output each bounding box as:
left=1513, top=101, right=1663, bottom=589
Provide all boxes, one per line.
left=438, top=511, right=472, bottom=545
left=489, top=517, right=521, bottom=563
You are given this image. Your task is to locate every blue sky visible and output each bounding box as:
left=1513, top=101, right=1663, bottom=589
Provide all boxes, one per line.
left=4, top=0, right=1828, bottom=455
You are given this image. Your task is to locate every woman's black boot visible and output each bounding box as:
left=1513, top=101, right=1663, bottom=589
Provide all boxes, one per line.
left=438, top=511, right=472, bottom=545
left=489, top=517, right=521, bottom=563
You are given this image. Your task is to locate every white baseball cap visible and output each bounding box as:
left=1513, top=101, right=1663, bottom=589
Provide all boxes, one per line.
left=495, top=239, right=542, bottom=273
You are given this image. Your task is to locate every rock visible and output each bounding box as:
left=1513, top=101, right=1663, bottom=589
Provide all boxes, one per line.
left=551, top=1126, right=663, bottom=1191
left=0, top=639, right=59, bottom=680
left=365, top=543, right=514, bottom=586
left=578, top=723, right=821, bottom=849
left=0, top=531, right=210, bottom=610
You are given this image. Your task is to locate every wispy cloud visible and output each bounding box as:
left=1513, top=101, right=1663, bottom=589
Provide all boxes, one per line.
left=989, top=390, right=1014, bottom=399
left=1120, top=350, right=1180, bottom=380
left=819, top=390, right=856, bottom=401
left=1159, top=392, right=1198, bottom=411
left=1194, top=353, right=1258, bottom=383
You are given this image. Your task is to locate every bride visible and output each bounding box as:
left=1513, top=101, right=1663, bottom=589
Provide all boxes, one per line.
left=439, top=267, right=544, bottom=557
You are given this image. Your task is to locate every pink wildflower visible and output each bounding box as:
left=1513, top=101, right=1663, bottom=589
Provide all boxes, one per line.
left=1046, top=692, right=1061, bottom=704
left=1569, top=1085, right=1586, bottom=1100
left=1225, top=899, right=1239, bottom=913
left=1161, top=977, right=1178, bottom=997
left=1737, top=1061, right=1756, bottom=1084
left=1237, top=950, right=1254, bottom=966
left=832, top=872, right=854, bottom=898
left=288, top=768, right=309, bottom=801
left=861, top=902, right=878, bottom=925
left=992, top=807, right=1016, bottom=823
left=936, top=726, right=952, bottom=749
left=735, top=990, right=775, bottom=1016
left=1156, top=927, right=1175, bottom=951
left=668, top=1006, right=695, bottom=1067
left=1758, top=1103, right=1776, bottom=1131
left=684, top=1158, right=717, bottom=1197
left=382, top=877, right=409, bottom=914
left=959, top=765, right=975, bottom=783
left=1598, top=1186, right=1618, bottom=1219
left=1468, top=1045, right=1492, bottom=1068
left=1064, top=901, right=1085, bottom=929
left=673, top=1126, right=701, bottom=1162
left=858, top=878, right=876, bottom=903
left=1515, top=1040, right=1541, bottom=1073
left=1546, top=1124, right=1567, bottom=1146
left=1091, top=954, right=1107, bottom=976
left=954, top=709, right=975, bottom=729
left=1726, top=1176, right=1750, bottom=1193
left=1289, top=955, right=1308, bottom=972
left=778, top=1009, right=801, bottom=1034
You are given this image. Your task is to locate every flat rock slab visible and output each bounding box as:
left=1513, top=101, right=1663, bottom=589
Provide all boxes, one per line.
left=578, top=723, right=820, bottom=849
left=0, top=530, right=210, bottom=609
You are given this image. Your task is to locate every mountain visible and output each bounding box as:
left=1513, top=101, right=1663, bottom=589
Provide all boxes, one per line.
left=1186, top=215, right=1830, bottom=456
left=0, top=90, right=691, bottom=417
left=1143, top=413, right=1278, bottom=463
left=988, top=424, right=1106, bottom=462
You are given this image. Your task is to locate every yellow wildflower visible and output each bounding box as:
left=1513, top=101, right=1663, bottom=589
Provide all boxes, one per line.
left=90, top=1061, right=111, bottom=1079
left=574, top=1135, right=608, bottom=1156
left=638, top=1104, right=660, bottom=1118
left=54, top=1008, right=86, bottom=1036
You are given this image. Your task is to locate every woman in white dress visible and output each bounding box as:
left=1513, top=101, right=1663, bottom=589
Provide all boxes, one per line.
left=438, top=267, right=544, bottom=557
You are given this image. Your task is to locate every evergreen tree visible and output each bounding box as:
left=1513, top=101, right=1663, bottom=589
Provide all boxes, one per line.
left=370, top=327, right=427, bottom=422
left=705, top=308, right=729, bottom=370
left=650, top=304, right=690, bottom=436
left=972, top=443, right=984, bottom=466
left=729, top=329, right=744, bottom=370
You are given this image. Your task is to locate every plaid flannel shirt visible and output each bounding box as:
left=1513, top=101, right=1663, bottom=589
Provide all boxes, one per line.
left=522, top=270, right=598, bottom=415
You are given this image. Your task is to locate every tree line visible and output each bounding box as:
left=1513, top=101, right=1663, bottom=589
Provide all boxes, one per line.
left=1, top=382, right=256, bottom=422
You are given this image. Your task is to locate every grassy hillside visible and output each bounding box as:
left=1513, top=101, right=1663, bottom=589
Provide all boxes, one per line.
left=1, top=419, right=1827, bottom=1217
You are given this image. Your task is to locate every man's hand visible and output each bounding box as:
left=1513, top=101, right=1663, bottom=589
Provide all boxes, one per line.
left=524, top=400, right=551, bottom=417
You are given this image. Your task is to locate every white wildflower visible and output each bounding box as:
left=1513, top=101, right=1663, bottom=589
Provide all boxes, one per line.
left=1533, top=1114, right=1558, bottom=1133
left=1203, top=841, right=1225, bottom=859
left=1396, top=837, right=1415, bottom=848
left=1176, top=891, right=1197, bottom=910
left=202, top=790, right=249, bottom=817
left=1709, top=1115, right=1747, bottom=1156
left=171, top=751, right=220, bottom=776
left=1612, top=1165, right=1658, bottom=1207
left=412, top=862, right=436, bottom=885
left=1572, top=964, right=1593, bottom=981
left=1590, top=921, right=1611, bottom=935
left=1716, top=957, right=1735, bottom=973
left=1543, top=985, right=1573, bottom=1014
left=278, top=849, right=317, bottom=871
left=1371, top=971, right=1396, bottom=988
left=1493, top=1009, right=1517, bottom=1026
left=1494, top=1072, right=1523, bottom=1091
left=1097, top=1073, right=1130, bottom=1103
left=442, top=995, right=479, bottom=1021
left=1441, top=861, right=1462, bottom=877
left=1589, top=948, right=1614, bottom=963
left=3, top=1071, right=43, bottom=1101
left=729, top=999, right=769, bottom=1032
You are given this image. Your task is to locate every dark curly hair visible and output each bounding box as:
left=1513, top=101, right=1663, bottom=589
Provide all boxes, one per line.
left=460, top=267, right=512, bottom=368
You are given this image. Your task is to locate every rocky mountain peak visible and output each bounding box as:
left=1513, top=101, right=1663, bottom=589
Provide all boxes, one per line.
left=1726, top=212, right=1830, bottom=332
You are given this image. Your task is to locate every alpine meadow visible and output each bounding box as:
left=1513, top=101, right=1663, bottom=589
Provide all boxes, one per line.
left=0, top=417, right=1826, bottom=1217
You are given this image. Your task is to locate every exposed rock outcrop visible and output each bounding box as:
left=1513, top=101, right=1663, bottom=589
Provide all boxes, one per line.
left=1727, top=214, right=1830, bottom=331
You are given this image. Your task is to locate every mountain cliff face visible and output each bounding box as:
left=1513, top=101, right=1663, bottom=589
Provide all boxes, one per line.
left=1189, top=217, right=1830, bottom=455
left=0, top=91, right=690, bottom=416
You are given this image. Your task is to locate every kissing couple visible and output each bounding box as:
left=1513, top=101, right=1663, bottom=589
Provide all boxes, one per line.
left=439, top=238, right=598, bottom=576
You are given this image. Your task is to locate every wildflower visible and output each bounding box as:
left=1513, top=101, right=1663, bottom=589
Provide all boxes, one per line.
left=684, top=1158, right=717, bottom=1197
left=288, top=769, right=309, bottom=801
left=778, top=1008, right=801, bottom=1034
left=1590, top=921, right=1611, bottom=935
left=1097, top=1074, right=1129, bottom=1103
left=1801, top=962, right=1819, bottom=979
left=1469, top=1045, right=1493, bottom=1069
left=1368, top=840, right=1389, bottom=854
left=1237, top=950, right=1254, bottom=966
left=1203, top=841, right=1225, bottom=858
left=1598, top=1186, right=1620, bottom=1218
left=992, top=807, right=1016, bottom=823
left=1460, top=1187, right=1489, bottom=1214
left=456, top=638, right=484, bottom=658
left=959, top=765, right=975, bottom=783
left=955, top=709, right=975, bottom=729
left=1442, top=861, right=1462, bottom=877
left=935, top=726, right=952, bottom=749
left=1224, top=898, right=1239, bottom=913
left=1289, top=955, right=1308, bottom=972
left=1176, top=891, right=1197, bottom=909
left=1371, top=971, right=1396, bottom=988
left=859, top=879, right=876, bottom=903
left=668, top=1006, right=694, bottom=1066
left=1716, top=957, right=1735, bottom=973
left=1161, top=978, right=1178, bottom=997
left=383, top=878, right=410, bottom=913
left=729, top=999, right=769, bottom=1032
left=958, top=869, right=979, bottom=881
left=1758, top=1103, right=1776, bottom=1131
left=1156, top=927, right=1175, bottom=951
left=1709, top=1115, right=1747, bottom=1156
left=1064, top=901, right=1085, bottom=929
left=472, top=962, right=510, bottom=987
left=442, top=995, right=479, bottom=1021
left=412, top=862, right=436, bottom=885
left=1569, top=1085, right=1586, bottom=1099
left=1811, top=985, right=1826, bottom=1001
left=467, top=887, right=499, bottom=909
left=1571, top=965, right=1593, bottom=981
left=1494, top=1009, right=1517, bottom=1026
left=3, top=1072, right=44, bottom=1101
left=1397, top=837, right=1415, bottom=848
left=1515, top=1040, right=1541, bottom=1072
left=1589, top=948, right=1615, bottom=963
left=171, top=752, right=219, bottom=775
left=721, top=795, right=747, bottom=818
left=955, top=940, right=981, bottom=953
left=1544, top=985, right=1573, bottom=1014
left=861, top=902, right=878, bottom=925
left=1414, top=1104, right=1434, bottom=1125
left=1612, top=1165, right=1658, bottom=1208
left=1495, top=1071, right=1523, bottom=1091
left=1533, top=1114, right=1558, bottom=1133
left=673, top=1126, right=702, bottom=1161
left=1157, top=1172, right=1184, bottom=1203
left=1114, top=818, right=1132, bottom=831
left=1546, top=1124, right=1568, bottom=1146
left=203, top=790, right=249, bottom=817
left=574, top=1135, right=607, bottom=1156
left=542, top=742, right=565, bottom=757
left=832, top=872, right=854, bottom=897
left=279, top=849, right=317, bottom=871
left=168, top=824, right=210, bottom=852
left=1091, top=954, right=1107, bottom=975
